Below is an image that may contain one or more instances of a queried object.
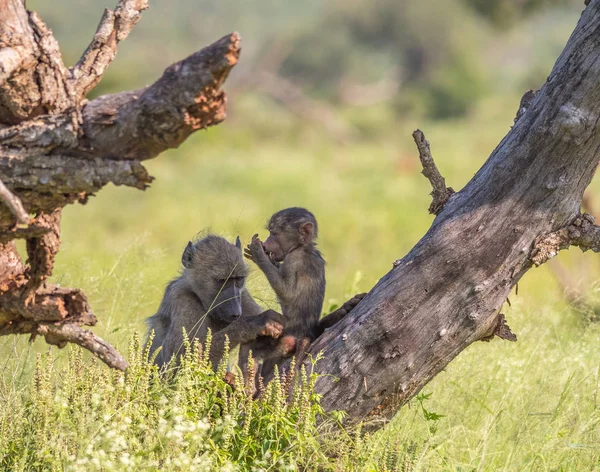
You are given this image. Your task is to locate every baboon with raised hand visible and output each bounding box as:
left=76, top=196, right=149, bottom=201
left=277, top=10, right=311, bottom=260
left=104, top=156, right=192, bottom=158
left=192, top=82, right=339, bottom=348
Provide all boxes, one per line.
left=241, top=207, right=326, bottom=377
left=146, top=235, right=285, bottom=369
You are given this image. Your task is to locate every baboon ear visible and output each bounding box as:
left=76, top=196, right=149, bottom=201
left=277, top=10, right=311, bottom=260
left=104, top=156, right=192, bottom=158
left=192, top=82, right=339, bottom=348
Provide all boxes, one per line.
left=299, top=222, right=314, bottom=244
left=235, top=236, right=242, bottom=250
left=182, top=241, right=195, bottom=269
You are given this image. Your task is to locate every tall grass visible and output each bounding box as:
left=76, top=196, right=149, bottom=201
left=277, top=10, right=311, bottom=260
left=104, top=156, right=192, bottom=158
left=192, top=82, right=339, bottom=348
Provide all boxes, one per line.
left=1, top=98, right=600, bottom=470
left=0, top=333, right=434, bottom=471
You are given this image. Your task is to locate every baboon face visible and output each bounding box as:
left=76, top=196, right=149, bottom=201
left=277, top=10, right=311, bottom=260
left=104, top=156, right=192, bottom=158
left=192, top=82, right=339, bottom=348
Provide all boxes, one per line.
left=264, top=207, right=318, bottom=262
left=262, top=231, right=291, bottom=263
left=182, top=235, right=248, bottom=323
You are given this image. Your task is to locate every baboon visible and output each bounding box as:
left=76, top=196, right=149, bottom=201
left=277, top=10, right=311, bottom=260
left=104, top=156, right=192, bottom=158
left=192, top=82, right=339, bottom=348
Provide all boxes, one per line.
left=241, top=207, right=326, bottom=377
left=146, top=235, right=285, bottom=369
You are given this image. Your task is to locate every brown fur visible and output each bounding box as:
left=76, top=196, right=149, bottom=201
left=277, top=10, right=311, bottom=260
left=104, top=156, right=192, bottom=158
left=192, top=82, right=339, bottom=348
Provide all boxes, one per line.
left=241, top=208, right=326, bottom=378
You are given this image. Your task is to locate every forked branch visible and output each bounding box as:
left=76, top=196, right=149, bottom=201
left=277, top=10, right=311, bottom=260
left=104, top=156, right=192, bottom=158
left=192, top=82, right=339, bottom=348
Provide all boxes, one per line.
left=72, top=0, right=149, bottom=98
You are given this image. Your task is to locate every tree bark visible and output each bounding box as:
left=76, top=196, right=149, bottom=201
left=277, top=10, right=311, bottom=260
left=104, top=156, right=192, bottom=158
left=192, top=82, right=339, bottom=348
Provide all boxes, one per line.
left=0, top=0, right=239, bottom=369
left=306, top=1, right=600, bottom=427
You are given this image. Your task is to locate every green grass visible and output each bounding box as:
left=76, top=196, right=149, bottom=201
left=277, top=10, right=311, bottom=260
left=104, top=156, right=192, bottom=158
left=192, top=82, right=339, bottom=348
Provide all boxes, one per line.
left=1, top=96, right=600, bottom=470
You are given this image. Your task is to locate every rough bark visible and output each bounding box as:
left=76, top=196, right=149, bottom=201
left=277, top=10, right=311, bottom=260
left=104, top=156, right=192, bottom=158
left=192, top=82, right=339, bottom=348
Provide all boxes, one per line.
left=412, top=130, right=454, bottom=215
left=305, top=1, right=600, bottom=426
left=0, top=0, right=239, bottom=369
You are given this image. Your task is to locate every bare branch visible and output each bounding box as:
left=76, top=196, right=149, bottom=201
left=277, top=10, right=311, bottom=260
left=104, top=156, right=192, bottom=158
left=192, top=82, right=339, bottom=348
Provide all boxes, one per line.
left=0, top=33, right=238, bottom=230
left=0, top=176, right=29, bottom=224
left=0, top=280, right=126, bottom=370
left=40, top=324, right=129, bottom=371
left=79, top=32, right=241, bottom=160
left=412, top=129, right=454, bottom=215
left=0, top=114, right=78, bottom=151
left=0, top=153, right=153, bottom=228
left=72, top=0, right=149, bottom=98
left=0, top=224, right=50, bottom=244
left=0, top=283, right=90, bottom=322
left=531, top=214, right=600, bottom=266
left=0, top=241, right=24, bottom=281
left=0, top=2, right=33, bottom=87
left=567, top=213, right=600, bottom=251
left=0, top=1, right=75, bottom=125
left=1, top=32, right=239, bottom=160
left=26, top=11, right=74, bottom=112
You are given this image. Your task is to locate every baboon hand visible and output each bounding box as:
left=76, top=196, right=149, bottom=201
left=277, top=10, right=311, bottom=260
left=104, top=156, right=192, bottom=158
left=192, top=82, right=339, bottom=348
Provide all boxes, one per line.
left=224, top=372, right=236, bottom=387
left=243, top=248, right=254, bottom=262
left=261, top=322, right=283, bottom=338
left=244, top=234, right=266, bottom=262
left=254, top=309, right=285, bottom=338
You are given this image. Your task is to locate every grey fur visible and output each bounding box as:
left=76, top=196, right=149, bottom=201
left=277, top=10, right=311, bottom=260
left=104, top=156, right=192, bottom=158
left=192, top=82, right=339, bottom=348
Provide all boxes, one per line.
left=146, top=234, right=284, bottom=369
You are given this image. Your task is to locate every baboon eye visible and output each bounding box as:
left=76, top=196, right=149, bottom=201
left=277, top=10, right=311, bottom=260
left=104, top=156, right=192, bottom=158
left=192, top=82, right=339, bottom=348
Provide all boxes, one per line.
left=216, top=277, right=243, bottom=284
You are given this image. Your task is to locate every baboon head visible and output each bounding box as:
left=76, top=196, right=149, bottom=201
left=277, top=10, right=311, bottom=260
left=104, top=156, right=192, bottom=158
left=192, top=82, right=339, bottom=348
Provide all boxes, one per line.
left=263, top=207, right=318, bottom=262
left=182, top=235, right=248, bottom=323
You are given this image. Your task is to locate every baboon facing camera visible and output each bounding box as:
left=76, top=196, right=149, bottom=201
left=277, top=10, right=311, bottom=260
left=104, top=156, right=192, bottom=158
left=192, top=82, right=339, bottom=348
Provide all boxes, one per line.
left=242, top=207, right=326, bottom=377
left=146, top=235, right=285, bottom=369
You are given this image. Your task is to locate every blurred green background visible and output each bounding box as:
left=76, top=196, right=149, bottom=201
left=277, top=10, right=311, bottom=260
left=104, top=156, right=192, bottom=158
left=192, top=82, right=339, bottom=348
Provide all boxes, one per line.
left=3, top=0, right=600, bottom=469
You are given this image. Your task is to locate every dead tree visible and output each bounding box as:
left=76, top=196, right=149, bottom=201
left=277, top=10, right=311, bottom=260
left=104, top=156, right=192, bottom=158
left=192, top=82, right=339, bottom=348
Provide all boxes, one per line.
left=0, top=0, right=239, bottom=369
left=301, top=2, right=600, bottom=427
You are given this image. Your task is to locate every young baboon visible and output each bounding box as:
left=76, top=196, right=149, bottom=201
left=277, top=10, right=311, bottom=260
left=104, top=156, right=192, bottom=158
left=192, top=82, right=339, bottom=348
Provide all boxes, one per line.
left=146, top=235, right=285, bottom=369
left=242, top=207, right=326, bottom=376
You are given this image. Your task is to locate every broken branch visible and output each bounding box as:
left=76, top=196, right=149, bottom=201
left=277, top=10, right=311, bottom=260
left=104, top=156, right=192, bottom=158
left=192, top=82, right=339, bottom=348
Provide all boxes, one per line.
left=412, top=129, right=454, bottom=215
left=480, top=313, right=517, bottom=342
left=40, top=324, right=129, bottom=371
left=79, top=32, right=241, bottom=160
left=514, top=89, right=537, bottom=124
left=0, top=153, right=153, bottom=230
left=531, top=213, right=600, bottom=266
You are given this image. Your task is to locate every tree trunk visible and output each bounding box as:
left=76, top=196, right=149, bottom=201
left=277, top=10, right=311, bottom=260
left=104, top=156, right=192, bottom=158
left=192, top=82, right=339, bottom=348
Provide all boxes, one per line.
left=307, top=2, right=600, bottom=427
left=0, top=0, right=239, bottom=369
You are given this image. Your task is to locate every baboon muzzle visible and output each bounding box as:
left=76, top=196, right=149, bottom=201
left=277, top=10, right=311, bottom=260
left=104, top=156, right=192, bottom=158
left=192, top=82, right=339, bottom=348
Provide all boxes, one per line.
left=211, top=286, right=243, bottom=323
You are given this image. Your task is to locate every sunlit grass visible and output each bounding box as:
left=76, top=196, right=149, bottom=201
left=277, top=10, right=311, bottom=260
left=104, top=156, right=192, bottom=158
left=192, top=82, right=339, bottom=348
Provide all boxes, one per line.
left=1, top=96, right=600, bottom=470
